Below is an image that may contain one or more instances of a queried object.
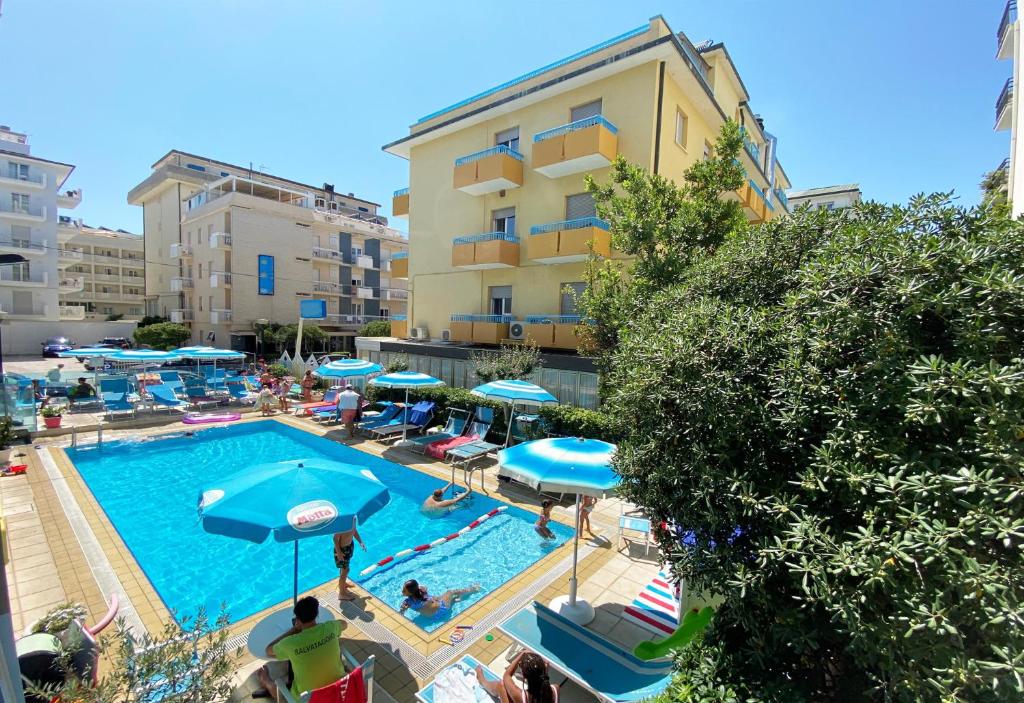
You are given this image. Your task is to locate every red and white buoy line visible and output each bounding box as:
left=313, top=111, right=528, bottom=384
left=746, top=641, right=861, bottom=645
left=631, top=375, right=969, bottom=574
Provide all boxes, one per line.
left=358, top=506, right=508, bottom=578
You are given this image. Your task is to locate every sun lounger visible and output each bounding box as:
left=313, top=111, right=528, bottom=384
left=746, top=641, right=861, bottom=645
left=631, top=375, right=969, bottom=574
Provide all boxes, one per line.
left=346, top=403, right=403, bottom=430
left=225, top=380, right=256, bottom=405
left=415, top=655, right=498, bottom=703
left=622, top=571, right=679, bottom=638
left=498, top=601, right=673, bottom=703
left=102, top=391, right=136, bottom=420
left=426, top=408, right=493, bottom=460
left=184, top=386, right=220, bottom=410
left=446, top=439, right=502, bottom=467
left=158, top=371, right=184, bottom=394
left=294, top=389, right=340, bottom=412
left=148, top=384, right=186, bottom=412
left=406, top=409, right=470, bottom=453
left=370, top=401, right=434, bottom=441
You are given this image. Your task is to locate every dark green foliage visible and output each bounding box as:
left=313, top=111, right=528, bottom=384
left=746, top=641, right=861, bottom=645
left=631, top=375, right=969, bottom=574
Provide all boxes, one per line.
left=266, top=323, right=328, bottom=354
left=537, top=405, right=619, bottom=443
left=385, top=355, right=409, bottom=373
left=610, top=195, right=1024, bottom=701
left=471, top=343, right=543, bottom=384
left=105, top=313, right=124, bottom=321
left=137, top=315, right=168, bottom=328
left=266, top=363, right=289, bottom=379
left=359, top=320, right=392, bottom=337
left=132, top=322, right=190, bottom=350
left=0, top=417, right=13, bottom=449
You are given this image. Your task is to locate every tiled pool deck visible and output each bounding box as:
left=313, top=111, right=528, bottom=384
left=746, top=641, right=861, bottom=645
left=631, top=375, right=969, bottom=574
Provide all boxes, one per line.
left=2, top=412, right=666, bottom=703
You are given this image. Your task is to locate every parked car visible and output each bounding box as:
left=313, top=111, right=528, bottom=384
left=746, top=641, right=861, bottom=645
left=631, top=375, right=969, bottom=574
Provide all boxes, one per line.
left=41, top=337, right=75, bottom=358
left=97, top=337, right=131, bottom=349
left=81, top=343, right=121, bottom=369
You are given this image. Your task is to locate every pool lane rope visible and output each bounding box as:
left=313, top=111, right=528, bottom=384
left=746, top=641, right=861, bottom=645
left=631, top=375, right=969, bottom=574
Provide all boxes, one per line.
left=358, top=507, right=508, bottom=578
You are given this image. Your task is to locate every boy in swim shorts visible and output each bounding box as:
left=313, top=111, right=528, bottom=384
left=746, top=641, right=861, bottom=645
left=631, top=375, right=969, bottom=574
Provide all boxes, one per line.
left=333, top=517, right=365, bottom=601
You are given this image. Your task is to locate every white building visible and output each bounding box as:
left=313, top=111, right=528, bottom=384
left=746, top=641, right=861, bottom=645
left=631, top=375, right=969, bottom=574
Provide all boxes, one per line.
left=997, top=0, right=1023, bottom=216
left=57, top=222, right=145, bottom=321
left=786, top=184, right=862, bottom=212
left=0, top=125, right=80, bottom=321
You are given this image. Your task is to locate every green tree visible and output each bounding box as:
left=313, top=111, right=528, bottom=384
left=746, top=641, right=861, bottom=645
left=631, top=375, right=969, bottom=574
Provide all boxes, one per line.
left=137, top=315, right=168, bottom=328
left=385, top=354, right=409, bottom=373
left=267, top=323, right=328, bottom=355
left=133, top=322, right=190, bottom=350
left=471, top=342, right=542, bottom=383
left=981, top=165, right=1009, bottom=208
left=577, top=121, right=746, bottom=381
left=359, top=320, right=392, bottom=337
left=608, top=196, right=1024, bottom=701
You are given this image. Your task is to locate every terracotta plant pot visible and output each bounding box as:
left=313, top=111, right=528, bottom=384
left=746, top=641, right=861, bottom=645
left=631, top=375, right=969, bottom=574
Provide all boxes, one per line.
left=43, top=415, right=62, bottom=429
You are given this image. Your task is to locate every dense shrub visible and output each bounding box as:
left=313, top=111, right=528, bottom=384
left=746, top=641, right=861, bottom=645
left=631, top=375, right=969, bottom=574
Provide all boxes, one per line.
left=608, top=196, right=1024, bottom=701
left=471, top=343, right=542, bottom=383
left=537, top=405, right=619, bottom=443
left=133, top=322, right=190, bottom=350
left=359, top=320, right=391, bottom=337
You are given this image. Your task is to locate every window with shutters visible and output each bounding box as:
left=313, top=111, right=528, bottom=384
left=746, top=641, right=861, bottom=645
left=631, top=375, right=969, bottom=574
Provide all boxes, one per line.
left=560, top=282, right=586, bottom=316
left=675, top=108, right=688, bottom=149
left=492, top=207, right=516, bottom=235
left=565, top=192, right=596, bottom=220
left=489, top=285, right=513, bottom=316
left=570, top=99, right=602, bottom=122
left=495, top=127, right=520, bottom=152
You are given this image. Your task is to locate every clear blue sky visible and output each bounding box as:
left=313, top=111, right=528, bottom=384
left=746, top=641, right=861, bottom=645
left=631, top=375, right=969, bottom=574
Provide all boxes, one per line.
left=0, top=0, right=1010, bottom=233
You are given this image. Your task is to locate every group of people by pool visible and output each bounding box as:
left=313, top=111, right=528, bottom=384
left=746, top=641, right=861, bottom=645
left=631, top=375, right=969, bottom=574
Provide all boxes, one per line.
left=257, top=595, right=560, bottom=703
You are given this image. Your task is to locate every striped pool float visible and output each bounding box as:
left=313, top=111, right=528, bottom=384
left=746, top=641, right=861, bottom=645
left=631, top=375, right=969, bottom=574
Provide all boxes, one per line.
left=622, top=571, right=680, bottom=637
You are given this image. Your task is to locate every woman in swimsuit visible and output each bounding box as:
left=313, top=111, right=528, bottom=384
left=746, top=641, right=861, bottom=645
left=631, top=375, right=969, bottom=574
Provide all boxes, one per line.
left=477, top=651, right=558, bottom=703
left=535, top=500, right=555, bottom=540
left=398, top=579, right=479, bottom=619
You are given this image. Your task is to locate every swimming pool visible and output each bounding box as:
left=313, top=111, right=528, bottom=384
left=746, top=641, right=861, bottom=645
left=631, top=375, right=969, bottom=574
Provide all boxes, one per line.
left=66, top=421, right=571, bottom=632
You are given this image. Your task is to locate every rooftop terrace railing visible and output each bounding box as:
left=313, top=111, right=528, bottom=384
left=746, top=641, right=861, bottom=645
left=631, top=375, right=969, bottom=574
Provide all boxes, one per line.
left=533, top=115, right=618, bottom=143
left=393, top=187, right=409, bottom=197
left=529, top=217, right=610, bottom=235
left=450, top=314, right=514, bottom=323
left=525, top=315, right=582, bottom=324
left=454, top=145, right=525, bottom=167
left=999, top=0, right=1018, bottom=44
left=452, top=231, right=520, bottom=245
left=391, top=251, right=408, bottom=260
left=997, top=77, right=1014, bottom=118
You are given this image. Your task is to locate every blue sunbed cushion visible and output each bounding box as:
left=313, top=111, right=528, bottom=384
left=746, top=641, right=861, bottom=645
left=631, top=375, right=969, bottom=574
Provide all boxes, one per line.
left=497, top=602, right=672, bottom=703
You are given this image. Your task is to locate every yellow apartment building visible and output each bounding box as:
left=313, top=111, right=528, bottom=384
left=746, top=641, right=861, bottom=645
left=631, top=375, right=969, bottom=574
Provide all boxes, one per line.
left=127, top=151, right=408, bottom=352
left=57, top=220, right=145, bottom=321
left=384, top=15, right=791, bottom=350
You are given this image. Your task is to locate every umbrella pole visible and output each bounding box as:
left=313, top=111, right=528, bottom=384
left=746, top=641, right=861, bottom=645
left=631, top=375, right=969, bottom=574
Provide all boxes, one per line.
left=504, top=401, right=516, bottom=448
left=293, top=541, right=299, bottom=606
left=402, top=387, right=410, bottom=442
left=569, top=493, right=580, bottom=606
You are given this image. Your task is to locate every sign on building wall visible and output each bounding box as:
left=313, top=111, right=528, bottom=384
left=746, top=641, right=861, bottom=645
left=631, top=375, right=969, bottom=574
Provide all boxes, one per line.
left=258, top=255, right=275, bottom=295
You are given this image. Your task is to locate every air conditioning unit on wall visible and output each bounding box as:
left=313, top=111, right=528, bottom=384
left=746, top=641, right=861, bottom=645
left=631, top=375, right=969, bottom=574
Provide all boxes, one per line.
left=440, top=329, right=452, bottom=342
left=410, top=327, right=428, bottom=340
left=509, top=321, right=526, bottom=340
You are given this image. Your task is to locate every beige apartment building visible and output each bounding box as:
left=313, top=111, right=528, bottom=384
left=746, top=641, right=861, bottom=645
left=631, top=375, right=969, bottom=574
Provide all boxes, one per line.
left=57, top=220, right=145, bottom=321
left=127, top=151, right=408, bottom=352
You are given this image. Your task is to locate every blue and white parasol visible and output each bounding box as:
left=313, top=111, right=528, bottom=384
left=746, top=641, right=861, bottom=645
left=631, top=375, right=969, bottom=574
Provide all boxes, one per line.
left=471, top=379, right=558, bottom=446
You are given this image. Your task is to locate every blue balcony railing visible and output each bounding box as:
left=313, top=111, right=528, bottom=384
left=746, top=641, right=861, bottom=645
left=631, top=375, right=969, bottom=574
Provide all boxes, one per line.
left=997, top=78, right=1014, bottom=118
left=450, top=314, right=514, bottom=323
left=743, top=137, right=760, bottom=164
left=999, top=0, right=1017, bottom=44
left=452, top=231, right=519, bottom=245
left=749, top=180, right=773, bottom=210
left=391, top=314, right=407, bottom=321
left=454, top=144, right=524, bottom=167
left=773, top=188, right=790, bottom=213
left=525, top=315, right=582, bottom=324
left=529, top=217, right=610, bottom=235
left=393, top=187, right=409, bottom=197
left=391, top=252, right=408, bottom=260
left=533, top=115, right=619, bottom=143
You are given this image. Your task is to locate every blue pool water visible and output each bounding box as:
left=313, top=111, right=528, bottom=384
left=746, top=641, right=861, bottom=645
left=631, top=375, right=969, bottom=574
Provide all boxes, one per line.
left=67, top=421, right=571, bottom=632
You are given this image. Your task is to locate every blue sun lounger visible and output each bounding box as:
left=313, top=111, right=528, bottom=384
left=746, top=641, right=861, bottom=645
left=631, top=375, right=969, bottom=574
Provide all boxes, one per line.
left=497, top=601, right=673, bottom=703
left=148, top=384, right=186, bottom=412
left=406, top=408, right=471, bottom=453
left=370, top=401, right=434, bottom=441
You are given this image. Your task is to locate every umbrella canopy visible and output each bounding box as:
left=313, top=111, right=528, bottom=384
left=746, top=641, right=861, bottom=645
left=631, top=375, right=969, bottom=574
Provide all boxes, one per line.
left=472, top=379, right=558, bottom=446
left=57, top=347, right=112, bottom=358
left=497, top=437, right=618, bottom=497
left=471, top=379, right=558, bottom=406
left=198, top=458, right=391, bottom=602
left=315, top=359, right=383, bottom=379
left=105, top=349, right=182, bottom=364
left=368, top=371, right=444, bottom=390
left=174, top=345, right=216, bottom=354
left=177, top=348, right=245, bottom=360
left=498, top=437, right=619, bottom=625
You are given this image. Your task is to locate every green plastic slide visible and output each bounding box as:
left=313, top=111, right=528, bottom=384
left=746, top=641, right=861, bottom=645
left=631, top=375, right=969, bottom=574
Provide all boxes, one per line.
left=633, top=606, right=715, bottom=661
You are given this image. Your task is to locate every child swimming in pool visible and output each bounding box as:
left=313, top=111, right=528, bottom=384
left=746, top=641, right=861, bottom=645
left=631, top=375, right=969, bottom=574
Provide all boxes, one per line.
left=535, top=500, right=555, bottom=540
left=399, top=579, right=479, bottom=619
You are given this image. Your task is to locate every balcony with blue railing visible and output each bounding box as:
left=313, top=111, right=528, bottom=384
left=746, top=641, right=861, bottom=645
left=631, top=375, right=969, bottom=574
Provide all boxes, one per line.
left=390, top=250, right=409, bottom=278
left=392, top=187, right=409, bottom=218
left=452, top=231, right=520, bottom=269
left=999, top=0, right=1018, bottom=56
left=453, top=145, right=524, bottom=195
left=773, top=188, right=790, bottom=214
left=996, top=78, right=1014, bottom=130
left=523, top=315, right=585, bottom=349
left=532, top=115, right=619, bottom=178
left=449, top=313, right=513, bottom=345
left=528, top=216, right=611, bottom=264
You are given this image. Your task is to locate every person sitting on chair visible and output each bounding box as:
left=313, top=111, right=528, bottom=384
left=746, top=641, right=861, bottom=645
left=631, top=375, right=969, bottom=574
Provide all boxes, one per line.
left=69, top=377, right=95, bottom=399
left=256, top=596, right=346, bottom=701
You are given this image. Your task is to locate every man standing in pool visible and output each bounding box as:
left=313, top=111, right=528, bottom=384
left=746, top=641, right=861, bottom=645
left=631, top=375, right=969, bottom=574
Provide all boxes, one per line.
left=421, top=481, right=471, bottom=514
left=256, top=596, right=345, bottom=700
left=334, top=516, right=366, bottom=601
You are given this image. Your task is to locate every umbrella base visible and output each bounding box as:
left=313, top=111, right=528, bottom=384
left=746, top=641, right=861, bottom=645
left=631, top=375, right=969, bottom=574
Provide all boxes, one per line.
left=548, top=595, right=595, bottom=625
left=392, top=438, right=417, bottom=449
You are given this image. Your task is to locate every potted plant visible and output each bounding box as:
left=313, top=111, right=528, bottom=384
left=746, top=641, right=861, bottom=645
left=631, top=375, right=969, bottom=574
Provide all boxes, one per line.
left=41, top=405, right=63, bottom=429
left=29, top=601, right=87, bottom=637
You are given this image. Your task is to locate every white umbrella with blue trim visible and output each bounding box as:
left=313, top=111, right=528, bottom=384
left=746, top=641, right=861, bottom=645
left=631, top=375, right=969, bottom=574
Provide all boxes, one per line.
left=471, top=379, right=558, bottom=446
left=368, top=371, right=444, bottom=443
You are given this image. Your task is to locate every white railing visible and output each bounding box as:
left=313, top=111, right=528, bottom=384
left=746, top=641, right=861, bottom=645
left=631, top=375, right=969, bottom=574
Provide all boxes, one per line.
left=171, top=277, right=194, bottom=291
left=210, top=271, right=232, bottom=287
left=170, top=309, right=194, bottom=323
left=356, top=286, right=374, bottom=299
left=0, top=271, right=48, bottom=286
left=170, top=243, right=193, bottom=258
left=312, top=246, right=342, bottom=261
left=59, top=276, right=85, bottom=292
left=210, top=309, right=232, bottom=323
left=210, top=232, right=232, bottom=248
left=0, top=171, right=45, bottom=187
left=0, top=240, right=46, bottom=255
left=313, top=280, right=346, bottom=294
left=386, top=289, right=409, bottom=301
left=0, top=203, right=45, bottom=219
left=354, top=254, right=374, bottom=269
